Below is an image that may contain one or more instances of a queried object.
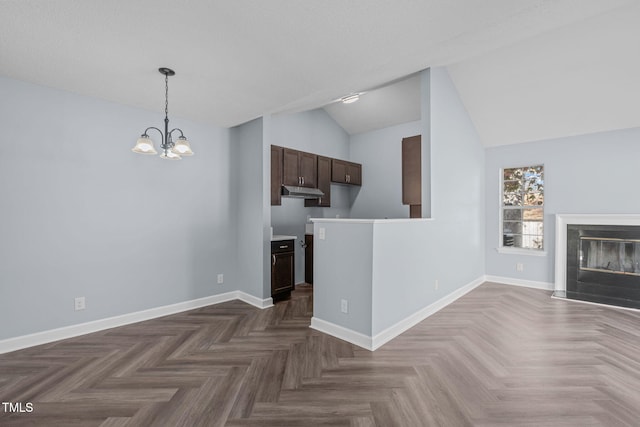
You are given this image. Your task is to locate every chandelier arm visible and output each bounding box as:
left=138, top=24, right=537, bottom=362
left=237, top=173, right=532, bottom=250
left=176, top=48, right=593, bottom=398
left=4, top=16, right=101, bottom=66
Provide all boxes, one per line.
left=168, top=128, right=185, bottom=138
left=143, top=127, right=164, bottom=141
left=142, top=127, right=169, bottom=150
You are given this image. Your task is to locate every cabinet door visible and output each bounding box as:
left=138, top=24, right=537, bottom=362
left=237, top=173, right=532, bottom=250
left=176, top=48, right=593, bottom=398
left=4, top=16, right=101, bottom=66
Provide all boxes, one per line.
left=331, top=159, right=348, bottom=184
left=347, top=162, right=362, bottom=186
left=271, top=145, right=283, bottom=206
left=299, top=151, right=317, bottom=188
left=283, top=148, right=301, bottom=186
left=272, top=252, right=294, bottom=295
left=305, top=155, right=331, bottom=207
left=402, top=135, right=421, bottom=218
left=331, top=159, right=362, bottom=186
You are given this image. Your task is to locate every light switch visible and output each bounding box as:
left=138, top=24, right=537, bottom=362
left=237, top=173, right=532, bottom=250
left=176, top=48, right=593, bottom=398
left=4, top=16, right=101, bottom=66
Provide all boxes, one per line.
left=319, top=227, right=326, bottom=240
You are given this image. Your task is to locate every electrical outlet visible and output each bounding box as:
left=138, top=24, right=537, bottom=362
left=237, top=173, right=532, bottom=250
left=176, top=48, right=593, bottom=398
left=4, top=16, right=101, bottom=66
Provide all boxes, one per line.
left=217, top=274, right=224, bottom=284
left=435, top=279, right=439, bottom=290
left=516, top=263, right=524, bottom=272
left=319, top=227, right=326, bottom=240
left=74, top=297, right=86, bottom=311
left=341, top=299, right=348, bottom=314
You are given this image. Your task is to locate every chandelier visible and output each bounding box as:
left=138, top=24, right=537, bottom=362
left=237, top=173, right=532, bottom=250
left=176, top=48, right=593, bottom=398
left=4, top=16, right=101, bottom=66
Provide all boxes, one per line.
left=131, top=67, right=194, bottom=160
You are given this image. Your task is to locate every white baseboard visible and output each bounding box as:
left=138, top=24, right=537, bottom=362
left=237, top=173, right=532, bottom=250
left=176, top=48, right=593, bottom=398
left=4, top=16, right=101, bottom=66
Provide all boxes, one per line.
left=0, top=291, right=271, bottom=355
left=310, top=276, right=485, bottom=352
left=371, top=276, right=485, bottom=350
left=310, top=317, right=373, bottom=351
left=237, top=291, right=273, bottom=309
left=485, top=275, right=554, bottom=291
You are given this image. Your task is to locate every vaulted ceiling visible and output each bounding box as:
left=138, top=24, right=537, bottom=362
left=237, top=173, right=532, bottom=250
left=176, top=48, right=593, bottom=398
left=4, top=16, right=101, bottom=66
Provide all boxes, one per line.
left=1, top=1, right=638, bottom=146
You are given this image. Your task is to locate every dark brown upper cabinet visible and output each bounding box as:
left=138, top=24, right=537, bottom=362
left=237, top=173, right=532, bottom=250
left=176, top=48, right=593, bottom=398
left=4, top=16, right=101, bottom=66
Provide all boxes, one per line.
left=331, top=159, right=362, bottom=186
left=271, top=145, right=283, bottom=206
left=273, top=145, right=361, bottom=207
left=283, top=148, right=317, bottom=188
left=402, top=135, right=421, bottom=218
left=305, top=155, right=331, bottom=207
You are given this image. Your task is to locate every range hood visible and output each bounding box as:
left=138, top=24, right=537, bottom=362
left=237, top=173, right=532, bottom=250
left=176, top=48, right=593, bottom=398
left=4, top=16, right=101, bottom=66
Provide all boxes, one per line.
left=281, top=185, right=324, bottom=199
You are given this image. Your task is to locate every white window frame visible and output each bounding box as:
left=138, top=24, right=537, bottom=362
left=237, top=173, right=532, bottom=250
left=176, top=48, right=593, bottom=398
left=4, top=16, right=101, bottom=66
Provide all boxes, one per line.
left=497, top=165, right=547, bottom=256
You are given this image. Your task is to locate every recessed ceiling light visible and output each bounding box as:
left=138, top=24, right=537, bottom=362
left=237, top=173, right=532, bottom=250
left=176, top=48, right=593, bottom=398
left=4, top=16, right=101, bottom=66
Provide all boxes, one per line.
left=340, top=94, right=360, bottom=104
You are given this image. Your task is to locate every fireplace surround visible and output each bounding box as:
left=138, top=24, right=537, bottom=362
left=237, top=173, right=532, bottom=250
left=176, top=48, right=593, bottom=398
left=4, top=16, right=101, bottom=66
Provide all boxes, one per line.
left=566, top=224, right=640, bottom=308
left=555, top=214, right=640, bottom=309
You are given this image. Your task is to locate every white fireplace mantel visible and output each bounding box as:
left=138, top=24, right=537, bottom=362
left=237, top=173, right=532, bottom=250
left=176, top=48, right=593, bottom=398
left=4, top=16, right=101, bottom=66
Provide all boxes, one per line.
left=554, top=214, right=640, bottom=292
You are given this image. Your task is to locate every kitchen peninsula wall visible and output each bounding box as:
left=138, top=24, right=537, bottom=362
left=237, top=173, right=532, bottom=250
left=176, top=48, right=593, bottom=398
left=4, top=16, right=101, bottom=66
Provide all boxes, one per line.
left=311, top=68, right=486, bottom=351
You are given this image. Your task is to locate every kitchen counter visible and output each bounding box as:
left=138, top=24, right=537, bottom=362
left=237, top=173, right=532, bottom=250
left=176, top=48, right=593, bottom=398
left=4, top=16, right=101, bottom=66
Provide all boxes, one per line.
left=271, top=234, right=297, bottom=242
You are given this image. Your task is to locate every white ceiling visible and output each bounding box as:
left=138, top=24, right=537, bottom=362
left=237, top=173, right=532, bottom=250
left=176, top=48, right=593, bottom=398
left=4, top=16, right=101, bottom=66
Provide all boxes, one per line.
left=449, top=2, right=640, bottom=146
left=0, top=0, right=638, bottom=145
left=323, top=74, right=422, bottom=136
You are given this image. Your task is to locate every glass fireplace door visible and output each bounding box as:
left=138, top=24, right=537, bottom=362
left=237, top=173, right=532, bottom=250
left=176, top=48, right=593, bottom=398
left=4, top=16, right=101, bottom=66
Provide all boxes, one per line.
left=580, top=237, right=640, bottom=276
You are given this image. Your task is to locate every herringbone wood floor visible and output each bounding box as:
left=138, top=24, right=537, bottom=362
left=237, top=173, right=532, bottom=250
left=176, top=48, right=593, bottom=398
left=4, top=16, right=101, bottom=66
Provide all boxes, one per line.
left=1, top=282, right=640, bottom=426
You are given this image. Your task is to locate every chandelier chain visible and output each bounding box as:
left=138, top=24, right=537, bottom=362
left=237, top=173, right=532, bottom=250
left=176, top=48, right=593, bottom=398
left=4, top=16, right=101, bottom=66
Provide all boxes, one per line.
left=165, top=73, right=169, bottom=118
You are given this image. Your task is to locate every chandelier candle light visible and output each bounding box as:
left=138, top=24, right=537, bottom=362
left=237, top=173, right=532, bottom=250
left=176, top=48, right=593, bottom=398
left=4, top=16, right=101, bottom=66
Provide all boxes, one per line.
left=132, top=67, right=194, bottom=160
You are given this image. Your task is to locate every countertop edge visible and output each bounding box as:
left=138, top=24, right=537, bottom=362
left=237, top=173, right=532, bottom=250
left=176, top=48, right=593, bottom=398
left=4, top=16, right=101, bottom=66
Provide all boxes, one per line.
left=271, top=235, right=297, bottom=242
left=309, top=218, right=434, bottom=224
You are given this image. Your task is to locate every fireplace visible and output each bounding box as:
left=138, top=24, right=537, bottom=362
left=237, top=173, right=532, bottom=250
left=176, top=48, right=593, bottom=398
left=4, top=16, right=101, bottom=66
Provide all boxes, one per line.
left=566, top=224, right=640, bottom=309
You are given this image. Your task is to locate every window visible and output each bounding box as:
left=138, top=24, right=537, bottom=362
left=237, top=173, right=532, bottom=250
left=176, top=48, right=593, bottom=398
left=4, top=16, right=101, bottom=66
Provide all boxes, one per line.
left=502, top=165, right=544, bottom=249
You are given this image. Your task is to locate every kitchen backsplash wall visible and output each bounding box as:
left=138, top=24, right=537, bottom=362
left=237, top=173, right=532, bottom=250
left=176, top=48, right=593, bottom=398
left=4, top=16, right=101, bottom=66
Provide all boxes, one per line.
left=270, top=108, right=351, bottom=283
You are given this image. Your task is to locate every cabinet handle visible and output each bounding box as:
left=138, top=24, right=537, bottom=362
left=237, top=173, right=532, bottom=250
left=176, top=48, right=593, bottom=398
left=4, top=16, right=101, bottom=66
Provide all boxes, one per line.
left=272, top=255, right=276, bottom=266
left=302, top=176, right=305, bottom=185
left=279, top=245, right=287, bottom=249
left=346, top=174, right=350, bottom=183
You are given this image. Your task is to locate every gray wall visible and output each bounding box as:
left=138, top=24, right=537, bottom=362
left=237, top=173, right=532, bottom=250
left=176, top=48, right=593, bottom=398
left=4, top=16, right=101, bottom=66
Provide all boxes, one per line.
left=349, top=121, right=422, bottom=219
left=270, top=109, right=352, bottom=283
left=0, top=76, right=237, bottom=340
left=485, top=126, right=640, bottom=284
left=230, top=118, right=269, bottom=298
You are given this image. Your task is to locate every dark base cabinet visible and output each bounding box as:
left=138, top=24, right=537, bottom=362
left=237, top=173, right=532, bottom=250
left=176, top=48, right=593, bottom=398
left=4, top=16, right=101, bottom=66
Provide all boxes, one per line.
left=271, top=240, right=294, bottom=301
